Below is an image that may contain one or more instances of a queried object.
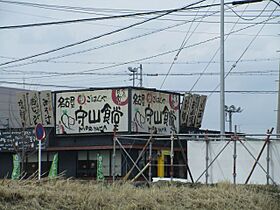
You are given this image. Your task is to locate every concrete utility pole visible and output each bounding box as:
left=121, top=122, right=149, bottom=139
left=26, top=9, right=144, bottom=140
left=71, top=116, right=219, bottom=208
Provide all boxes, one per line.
left=220, top=0, right=225, bottom=135
left=277, top=52, right=280, bottom=135
left=225, top=105, right=242, bottom=132
left=220, top=0, right=265, bottom=135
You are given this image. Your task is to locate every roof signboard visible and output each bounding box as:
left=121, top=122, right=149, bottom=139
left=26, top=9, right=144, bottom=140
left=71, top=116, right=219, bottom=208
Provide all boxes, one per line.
left=55, top=88, right=129, bottom=134
left=131, top=89, right=180, bottom=134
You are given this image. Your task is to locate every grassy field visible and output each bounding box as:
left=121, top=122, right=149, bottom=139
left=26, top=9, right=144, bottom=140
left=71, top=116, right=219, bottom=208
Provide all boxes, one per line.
left=0, top=179, right=279, bottom=210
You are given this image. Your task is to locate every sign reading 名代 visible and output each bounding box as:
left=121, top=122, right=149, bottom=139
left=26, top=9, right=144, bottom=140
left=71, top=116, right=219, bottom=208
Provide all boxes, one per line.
left=131, top=89, right=180, bottom=134
left=55, top=89, right=129, bottom=134
left=16, top=91, right=54, bottom=128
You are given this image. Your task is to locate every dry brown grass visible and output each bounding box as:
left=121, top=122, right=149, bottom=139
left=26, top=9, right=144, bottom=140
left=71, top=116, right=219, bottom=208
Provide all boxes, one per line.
left=0, top=179, right=279, bottom=210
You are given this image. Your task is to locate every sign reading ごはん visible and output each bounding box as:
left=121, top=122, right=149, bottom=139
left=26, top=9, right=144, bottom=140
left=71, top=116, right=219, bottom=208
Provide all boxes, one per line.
left=131, top=89, right=180, bottom=134
left=55, top=89, right=128, bottom=134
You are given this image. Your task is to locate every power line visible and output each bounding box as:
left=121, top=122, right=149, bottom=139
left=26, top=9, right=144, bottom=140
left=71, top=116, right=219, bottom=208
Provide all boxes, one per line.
left=160, top=0, right=216, bottom=88
left=0, top=80, right=277, bottom=94
left=0, top=55, right=277, bottom=65
left=209, top=4, right=278, bottom=97
left=0, top=0, right=222, bottom=30
left=0, top=0, right=207, bottom=67
left=0, top=5, right=224, bottom=70
left=2, top=70, right=278, bottom=79
left=10, top=15, right=276, bottom=81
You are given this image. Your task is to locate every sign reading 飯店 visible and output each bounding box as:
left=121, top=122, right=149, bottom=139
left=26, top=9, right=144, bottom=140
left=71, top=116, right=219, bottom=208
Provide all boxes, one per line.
left=131, top=89, right=180, bottom=134
left=55, top=89, right=129, bottom=134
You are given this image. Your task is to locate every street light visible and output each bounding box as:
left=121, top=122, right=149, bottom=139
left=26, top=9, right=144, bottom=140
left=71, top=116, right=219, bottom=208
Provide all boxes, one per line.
left=225, top=105, right=243, bottom=132
left=128, top=64, right=143, bottom=87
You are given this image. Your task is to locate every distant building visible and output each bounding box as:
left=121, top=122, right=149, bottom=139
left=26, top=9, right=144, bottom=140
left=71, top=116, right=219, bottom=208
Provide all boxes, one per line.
left=0, top=86, right=207, bottom=180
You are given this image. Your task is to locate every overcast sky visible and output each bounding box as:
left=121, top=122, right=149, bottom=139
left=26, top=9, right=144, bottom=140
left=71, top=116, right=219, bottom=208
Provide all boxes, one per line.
left=0, top=0, right=279, bottom=134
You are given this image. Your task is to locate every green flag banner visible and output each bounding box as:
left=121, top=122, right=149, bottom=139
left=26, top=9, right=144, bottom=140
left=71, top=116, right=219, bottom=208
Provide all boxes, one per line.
left=48, top=153, right=58, bottom=179
left=12, top=154, right=20, bottom=180
left=97, top=154, right=104, bottom=181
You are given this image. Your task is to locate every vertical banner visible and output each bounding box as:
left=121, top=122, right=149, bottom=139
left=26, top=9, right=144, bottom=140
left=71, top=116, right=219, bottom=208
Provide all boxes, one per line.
left=16, top=93, right=29, bottom=127
left=48, top=153, right=58, bottom=179
left=40, top=91, right=54, bottom=126
left=97, top=154, right=104, bottom=181
left=16, top=91, right=54, bottom=128
left=11, top=154, right=20, bottom=180
left=27, top=91, right=42, bottom=127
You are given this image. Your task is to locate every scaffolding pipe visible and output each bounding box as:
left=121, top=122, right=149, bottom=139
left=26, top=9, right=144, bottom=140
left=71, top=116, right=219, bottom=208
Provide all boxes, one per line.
left=123, top=134, right=153, bottom=180
left=112, top=135, right=116, bottom=182
left=237, top=137, right=277, bottom=185
left=170, top=134, right=174, bottom=181
left=195, top=140, right=231, bottom=183
left=176, top=136, right=194, bottom=183
left=266, top=138, right=270, bottom=185
left=205, top=134, right=209, bottom=184
left=116, top=138, right=149, bottom=182
left=131, top=162, right=150, bottom=182
left=233, top=125, right=237, bottom=185
left=245, top=128, right=273, bottom=184
left=148, top=141, right=152, bottom=183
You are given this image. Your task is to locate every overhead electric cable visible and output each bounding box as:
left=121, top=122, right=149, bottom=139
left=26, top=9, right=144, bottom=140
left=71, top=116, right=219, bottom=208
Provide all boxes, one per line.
left=189, top=1, right=271, bottom=91
left=7, top=15, right=276, bottom=80
left=208, top=5, right=278, bottom=97
left=1, top=0, right=239, bottom=30
left=0, top=0, right=208, bottom=67
left=226, top=2, right=270, bottom=21
left=160, top=0, right=217, bottom=88
left=0, top=5, right=223, bottom=70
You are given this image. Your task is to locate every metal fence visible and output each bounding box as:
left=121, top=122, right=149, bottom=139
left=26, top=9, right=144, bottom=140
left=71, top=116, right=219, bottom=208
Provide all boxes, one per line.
left=113, top=130, right=280, bottom=185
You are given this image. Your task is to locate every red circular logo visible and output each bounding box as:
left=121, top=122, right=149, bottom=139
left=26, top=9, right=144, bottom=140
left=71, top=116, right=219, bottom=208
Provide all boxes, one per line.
left=112, top=89, right=128, bottom=106
left=169, top=94, right=179, bottom=110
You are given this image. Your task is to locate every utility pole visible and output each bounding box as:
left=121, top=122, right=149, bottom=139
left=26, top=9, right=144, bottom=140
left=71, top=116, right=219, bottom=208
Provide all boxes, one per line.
left=220, top=0, right=264, bottom=135
left=220, top=0, right=225, bottom=136
left=225, top=105, right=242, bottom=132
left=277, top=51, right=280, bottom=135
left=139, top=64, right=143, bottom=87
left=128, top=64, right=143, bottom=87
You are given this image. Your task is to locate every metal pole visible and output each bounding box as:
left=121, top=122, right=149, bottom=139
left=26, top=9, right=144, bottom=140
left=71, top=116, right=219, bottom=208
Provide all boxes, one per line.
left=170, top=134, right=174, bottom=181
left=220, top=0, right=225, bottom=136
left=186, top=138, right=188, bottom=180
left=266, top=138, right=270, bottom=185
left=148, top=141, right=152, bottom=183
left=196, top=140, right=231, bottom=183
left=38, top=140, right=41, bottom=180
left=245, top=128, right=273, bottom=184
left=112, top=136, right=116, bottom=182
left=277, top=57, right=280, bottom=135
left=140, top=64, right=143, bottom=87
left=205, top=134, right=209, bottom=184
left=233, top=125, right=237, bottom=185
left=229, top=112, right=232, bottom=132
left=133, top=71, right=135, bottom=87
